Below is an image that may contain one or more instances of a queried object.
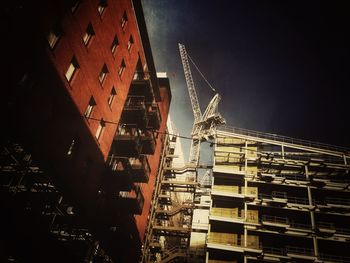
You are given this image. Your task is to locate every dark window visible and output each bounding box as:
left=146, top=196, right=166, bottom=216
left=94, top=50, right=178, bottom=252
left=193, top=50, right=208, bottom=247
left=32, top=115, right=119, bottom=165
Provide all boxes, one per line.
left=84, top=96, right=96, bottom=118
left=65, top=56, right=79, bottom=82
left=108, top=87, right=117, bottom=106
left=98, top=0, right=107, bottom=16
left=47, top=24, right=62, bottom=49
left=111, top=35, right=119, bottom=54
left=83, top=23, right=95, bottom=46
left=127, top=35, right=134, bottom=52
left=96, top=119, right=105, bottom=140
left=118, top=59, right=126, bottom=77
left=121, top=11, right=128, bottom=29
left=71, top=0, right=80, bottom=13
left=99, top=64, right=109, bottom=84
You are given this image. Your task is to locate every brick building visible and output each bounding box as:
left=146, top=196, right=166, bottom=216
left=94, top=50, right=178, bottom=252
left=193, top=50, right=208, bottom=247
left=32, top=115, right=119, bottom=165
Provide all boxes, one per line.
left=2, top=0, right=171, bottom=262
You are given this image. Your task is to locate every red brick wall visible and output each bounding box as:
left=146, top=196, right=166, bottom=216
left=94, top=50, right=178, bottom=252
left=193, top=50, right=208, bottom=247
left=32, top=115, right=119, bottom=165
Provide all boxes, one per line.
left=47, top=0, right=148, bottom=159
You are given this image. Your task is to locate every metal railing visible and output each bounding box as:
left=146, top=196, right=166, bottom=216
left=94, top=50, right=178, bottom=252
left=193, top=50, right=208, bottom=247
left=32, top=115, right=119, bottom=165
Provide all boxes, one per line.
left=319, top=253, right=350, bottom=262
left=286, top=246, right=314, bottom=256
left=326, top=197, right=350, bottom=206
left=218, top=125, right=350, bottom=153
left=261, top=215, right=289, bottom=225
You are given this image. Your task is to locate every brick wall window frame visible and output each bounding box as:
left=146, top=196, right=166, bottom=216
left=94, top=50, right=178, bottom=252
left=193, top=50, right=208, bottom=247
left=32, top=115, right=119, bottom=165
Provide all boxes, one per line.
left=71, top=0, right=80, bottom=13
left=107, top=87, right=117, bottom=107
left=99, top=64, right=109, bottom=85
left=98, top=0, right=107, bottom=16
left=47, top=24, right=62, bottom=49
left=95, top=119, right=105, bottom=140
left=83, top=23, right=95, bottom=46
left=127, top=35, right=134, bottom=52
left=84, top=96, right=96, bottom=119
left=111, top=35, right=119, bottom=55
left=118, top=59, right=126, bottom=78
left=121, top=11, right=128, bottom=30
left=65, top=56, right=79, bottom=82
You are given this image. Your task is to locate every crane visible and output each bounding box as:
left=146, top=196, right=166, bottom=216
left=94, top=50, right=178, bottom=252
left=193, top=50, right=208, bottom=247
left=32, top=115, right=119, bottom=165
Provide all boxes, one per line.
left=178, top=43, right=225, bottom=179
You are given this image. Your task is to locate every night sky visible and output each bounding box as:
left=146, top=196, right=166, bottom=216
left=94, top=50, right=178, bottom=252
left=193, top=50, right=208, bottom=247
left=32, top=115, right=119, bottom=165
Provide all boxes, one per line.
left=142, top=0, right=350, bottom=160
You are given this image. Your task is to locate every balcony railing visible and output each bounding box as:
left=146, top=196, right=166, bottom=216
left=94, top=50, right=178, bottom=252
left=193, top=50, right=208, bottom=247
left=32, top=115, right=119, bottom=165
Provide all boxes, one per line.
left=261, top=215, right=290, bottom=226
left=207, top=232, right=261, bottom=250
left=130, top=71, right=154, bottom=102
left=107, top=155, right=151, bottom=184
left=286, top=246, right=314, bottom=258
left=319, top=254, right=350, bottom=263
left=140, top=130, right=156, bottom=154
left=146, top=103, right=161, bottom=130
left=128, top=155, right=151, bottom=183
left=121, top=96, right=147, bottom=128
left=218, top=125, right=350, bottom=153
left=326, top=197, right=350, bottom=207
left=113, top=124, right=141, bottom=157
left=118, top=184, right=144, bottom=215
left=105, top=155, right=132, bottom=191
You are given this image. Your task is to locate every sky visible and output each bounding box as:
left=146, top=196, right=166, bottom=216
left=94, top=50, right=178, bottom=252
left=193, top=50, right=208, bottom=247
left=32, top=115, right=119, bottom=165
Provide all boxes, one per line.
left=142, top=0, right=350, bottom=160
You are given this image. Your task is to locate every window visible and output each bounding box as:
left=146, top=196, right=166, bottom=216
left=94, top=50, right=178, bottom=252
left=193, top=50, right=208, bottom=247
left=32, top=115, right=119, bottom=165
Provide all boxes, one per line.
left=98, top=0, right=107, bottom=16
left=108, top=87, right=117, bottom=107
left=99, top=64, right=109, bottom=84
left=95, top=119, right=105, bottom=140
left=47, top=25, right=62, bottom=49
left=83, top=23, right=95, bottom=46
left=71, top=0, right=80, bottom=13
left=84, top=96, right=96, bottom=118
left=67, top=139, right=76, bottom=157
left=127, top=35, right=134, bottom=52
left=65, top=56, right=79, bottom=82
left=111, top=35, right=119, bottom=54
left=118, top=59, right=126, bottom=77
left=121, top=11, right=128, bottom=29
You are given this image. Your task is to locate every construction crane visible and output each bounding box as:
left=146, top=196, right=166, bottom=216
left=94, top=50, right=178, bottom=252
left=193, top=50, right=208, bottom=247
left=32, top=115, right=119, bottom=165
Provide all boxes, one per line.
left=178, top=43, right=225, bottom=176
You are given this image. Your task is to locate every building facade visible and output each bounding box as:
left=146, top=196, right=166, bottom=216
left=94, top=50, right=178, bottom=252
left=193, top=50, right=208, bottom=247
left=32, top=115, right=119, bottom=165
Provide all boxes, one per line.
left=2, top=0, right=171, bottom=262
left=207, top=126, right=350, bottom=263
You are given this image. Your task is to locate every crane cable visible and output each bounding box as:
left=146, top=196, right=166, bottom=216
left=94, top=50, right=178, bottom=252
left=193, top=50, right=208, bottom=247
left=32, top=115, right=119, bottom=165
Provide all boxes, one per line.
left=187, top=53, right=216, bottom=93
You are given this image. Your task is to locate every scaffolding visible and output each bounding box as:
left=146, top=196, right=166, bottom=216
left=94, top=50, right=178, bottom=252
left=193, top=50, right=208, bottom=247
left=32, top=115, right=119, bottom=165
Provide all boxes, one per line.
left=0, top=142, right=113, bottom=262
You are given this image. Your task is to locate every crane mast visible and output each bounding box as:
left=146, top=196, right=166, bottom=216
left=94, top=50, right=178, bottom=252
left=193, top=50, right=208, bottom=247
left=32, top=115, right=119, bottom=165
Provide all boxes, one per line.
left=178, top=43, right=225, bottom=169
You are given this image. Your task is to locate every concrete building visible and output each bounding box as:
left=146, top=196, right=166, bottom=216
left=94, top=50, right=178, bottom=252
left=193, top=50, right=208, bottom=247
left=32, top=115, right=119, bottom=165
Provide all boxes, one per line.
left=207, top=126, right=350, bottom=263
left=2, top=0, right=170, bottom=262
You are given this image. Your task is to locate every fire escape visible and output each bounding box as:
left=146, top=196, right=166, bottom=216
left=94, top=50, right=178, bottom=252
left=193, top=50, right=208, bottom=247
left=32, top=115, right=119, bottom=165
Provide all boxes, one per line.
left=142, top=44, right=225, bottom=262
left=0, top=142, right=113, bottom=262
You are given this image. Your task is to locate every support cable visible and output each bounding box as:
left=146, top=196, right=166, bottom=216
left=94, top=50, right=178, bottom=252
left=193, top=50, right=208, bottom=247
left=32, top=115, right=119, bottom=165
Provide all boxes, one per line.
left=187, top=53, right=216, bottom=93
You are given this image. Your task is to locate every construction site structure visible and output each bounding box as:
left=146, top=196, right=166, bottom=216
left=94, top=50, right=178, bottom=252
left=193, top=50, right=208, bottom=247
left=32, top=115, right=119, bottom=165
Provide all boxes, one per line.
left=142, top=44, right=225, bottom=262
left=142, top=43, right=350, bottom=263
left=207, top=125, right=350, bottom=263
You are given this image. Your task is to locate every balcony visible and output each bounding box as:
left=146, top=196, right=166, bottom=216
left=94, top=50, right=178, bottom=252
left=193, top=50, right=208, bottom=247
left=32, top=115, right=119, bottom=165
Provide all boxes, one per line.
left=105, top=156, right=132, bottom=191
left=317, top=221, right=336, bottom=235
left=285, top=246, right=315, bottom=260
left=209, top=207, right=259, bottom=224
left=121, top=96, right=148, bottom=129
left=261, top=215, right=290, bottom=228
left=129, top=72, right=154, bottom=102
left=140, top=130, right=156, bottom=154
left=128, top=155, right=151, bottom=183
left=146, top=103, right=161, bottom=130
left=118, top=184, right=144, bottom=215
left=211, top=185, right=258, bottom=199
left=207, top=232, right=261, bottom=254
left=113, top=125, right=141, bottom=157
left=107, top=155, right=151, bottom=188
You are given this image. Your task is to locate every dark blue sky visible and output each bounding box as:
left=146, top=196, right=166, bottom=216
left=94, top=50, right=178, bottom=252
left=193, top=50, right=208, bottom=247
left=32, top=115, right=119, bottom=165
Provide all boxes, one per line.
left=142, top=0, right=350, bottom=158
